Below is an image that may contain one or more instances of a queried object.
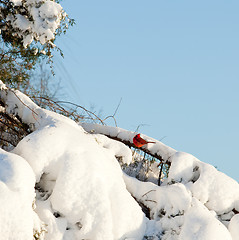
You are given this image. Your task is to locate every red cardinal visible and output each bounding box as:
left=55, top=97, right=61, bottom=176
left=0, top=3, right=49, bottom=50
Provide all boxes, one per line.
left=133, top=134, right=156, bottom=148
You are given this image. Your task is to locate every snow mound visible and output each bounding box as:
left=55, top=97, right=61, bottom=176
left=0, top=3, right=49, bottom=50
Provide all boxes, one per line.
left=12, top=113, right=146, bottom=239
left=179, top=198, right=231, bottom=240
left=167, top=152, right=239, bottom=214
left=0, top=81, right=239, bottom=239
left=0, top=149, right=39, bottom=239
left=228, top=214, right=239, bottom=240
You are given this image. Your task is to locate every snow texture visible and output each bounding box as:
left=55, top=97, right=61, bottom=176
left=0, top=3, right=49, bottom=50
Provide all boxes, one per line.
left=0, top=80, right=239, bottom=239
left=0, top=149, right=39, bottom=239
left=228, top=214, right=239, bottom=240
left=7, top=0, right=64, bottom=47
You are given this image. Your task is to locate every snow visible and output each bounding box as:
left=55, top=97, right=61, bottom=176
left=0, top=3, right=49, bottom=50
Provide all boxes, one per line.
left=14, top=14, right=31, bottom=31
left=80, top=122, right=177, bottom=161
left=179, top=198, right=232, bottom=240
left=35, top=200, right=67, bottom=240
left=0, top=80, right=239, bottom=239
left=167, top=152, right=239, bottom=214
left=93, top=134, right=132, bottom=164
left=0, top=149, right=38, bottom=239
left=228, top=214, right=239, bottom=240
left=10, top=0, right=22, bottom=6
left=6, top=0, right=64, bottom=47
left=13, top=119, right=146, bottom=239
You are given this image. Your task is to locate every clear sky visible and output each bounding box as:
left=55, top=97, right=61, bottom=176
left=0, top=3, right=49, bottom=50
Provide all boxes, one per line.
left=55, top=0, right=239, bottom=181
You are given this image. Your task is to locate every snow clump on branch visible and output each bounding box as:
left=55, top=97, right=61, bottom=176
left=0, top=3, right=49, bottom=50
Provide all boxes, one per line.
left=3, top=0, right=67, bottom=48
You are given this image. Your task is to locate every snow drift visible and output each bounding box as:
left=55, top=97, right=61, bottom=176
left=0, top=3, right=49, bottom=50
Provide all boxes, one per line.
left=0, top=81, right=239, bottom=240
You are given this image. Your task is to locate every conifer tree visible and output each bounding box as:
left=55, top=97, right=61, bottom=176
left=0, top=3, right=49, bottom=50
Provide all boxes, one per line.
left=0, top=0, right=74, bottom=87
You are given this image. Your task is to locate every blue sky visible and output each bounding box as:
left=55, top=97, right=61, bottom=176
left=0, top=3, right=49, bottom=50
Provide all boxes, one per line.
left=55, top=0, right=239, bottom=181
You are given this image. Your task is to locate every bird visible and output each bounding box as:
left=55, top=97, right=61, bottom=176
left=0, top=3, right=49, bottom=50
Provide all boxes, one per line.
left=133, top=134, right=156, bottom=148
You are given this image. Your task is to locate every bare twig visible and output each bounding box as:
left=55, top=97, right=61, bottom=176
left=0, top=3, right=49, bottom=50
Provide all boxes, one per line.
left=53, top=100, right=105, bottom=124
left=102, top=115, right=117, bottom=127
left=102, top=97, right=122, bottom=126
left=134, top=124, right=149, bottom=134
left=159, top=136, right=167, bottom=141
left=144, top=199, right=157, bottom=204
left=142, top=189, right=156, bottom=198
left=9, top=89, right=38, bottom=117
left=113, top=97, right=122, bottom=116
left=0, top=137, right=17, bottom=147
left=0, top=118, right=21, bottom=135
left=158, top=162, right=164, bottom=186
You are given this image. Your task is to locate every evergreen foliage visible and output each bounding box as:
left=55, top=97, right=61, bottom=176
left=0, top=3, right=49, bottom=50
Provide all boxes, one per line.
left=0, top=0, right=74, bottom=87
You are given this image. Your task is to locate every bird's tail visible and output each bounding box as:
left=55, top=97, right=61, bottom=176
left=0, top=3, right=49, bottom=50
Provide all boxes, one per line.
left=147, top=141, right=156, bottom=144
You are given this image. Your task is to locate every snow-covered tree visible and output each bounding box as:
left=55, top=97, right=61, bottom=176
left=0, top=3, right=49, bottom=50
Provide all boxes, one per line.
left=0, top=0, right=74, bottom=86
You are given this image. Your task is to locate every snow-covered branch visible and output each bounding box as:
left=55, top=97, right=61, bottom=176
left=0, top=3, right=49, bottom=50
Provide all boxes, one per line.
left=80, top=122, right=176, bottom=164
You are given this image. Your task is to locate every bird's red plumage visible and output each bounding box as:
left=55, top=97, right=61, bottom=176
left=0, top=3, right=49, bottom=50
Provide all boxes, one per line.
left=133, top=134, right=155, bottom=148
